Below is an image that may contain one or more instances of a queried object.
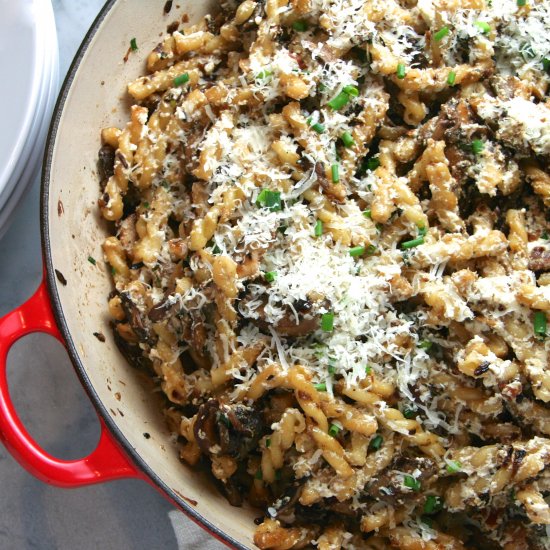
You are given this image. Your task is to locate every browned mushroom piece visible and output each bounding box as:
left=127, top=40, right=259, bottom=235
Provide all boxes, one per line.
left=267, top=480, right=307, bottom=524
left=119, top=292, right=155, bottom=345
left=148, top=296, right=179, bottom=322
left=194, top=399, right=264, bottom=460
left=97, top=144, right=115, bottom=189
left=111, top=322, right=153, bottom=373
left=240, top=290, right=325, bottom=337
left=366, top=456, right=437, bottom=505
left=194, top=399, right=220, bottom=455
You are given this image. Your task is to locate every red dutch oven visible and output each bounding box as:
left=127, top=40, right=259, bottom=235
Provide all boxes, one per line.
left=0, top=1, right=256, bottom=548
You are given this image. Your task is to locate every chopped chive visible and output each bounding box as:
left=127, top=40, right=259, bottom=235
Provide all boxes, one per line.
left=366, top=157, right=380, bottom=171
left=321, top=312, right=334, bottom=332
left=87, top=256, right=96, bottom=266
left=424, top=495, right=443, bottom=514
left=434, top=26, right=450, bottom=41
left=328, top=364, right=336, bottom=376
left=256, top=189, right=282, bottom=211
left=369, top=434, right=383, bottom=450
left=130, top=37, right=138, bottom=51
left=534, top=311, right=547, bottom=338
left=446, top=460, right=462, bottom=473
left=365, top=365, right=372, bottom=374
left=143, top=201, right=150, bottom=209
left=543, top=58, right=550, bottom=73
left=341, top=131, right=355, bottom=147
left=520, top=43, right=536, bottom=61
left=363, top=209, right=372, bottom=219
left=265, top=271, right=277, bottom=283
left=376, top=223, right=383, bottom=232
left=517, top=0, right=526, bottom=5
left=328, top=91, right=351, bottom=110
left=421, top=516, right=433, bottom=528
left=366, top=244, right=377, bottom=255
left=256, top=69, right=273, bottom=80
left=331, top=163, right=340, bottom=183
left=447, top=70, right=457, bottom=86
left=342, top=85, right=359, bottom=97
left=418, top=340, right=432, bottom=351
left=173, top=72, right=190, bottom=86
left=403, top=407, right=417, bottom=419
left=404, top=475, right=421, bottom=491
left=349, top=246, right=366, bottom=257
left=318, top=82, right=327, bottom=92
left=314, top=382, right=327, bottom=391
left=110, top=265, right=117, bottom=275
left=266, top=438, right=271, bottom=448
left=255, top=469, right=263, bottom=480
left=292, top=20, right=308, bottom=31
left=542, top=231, right=549, bottom=240
left=311, top=122, right=325, bottom=134
left=396, top=63, right=406, bottom=79
left=314, top=219, right=323, bottom=237
left=417, top=224, right=428, bottom=237
left=328, top=423, right=340, bottom=437
left=471, top=139, right=484, bottom=155
left=474, top=21, right=491, bottom=34
left=401, top=236, right=425, bottom=249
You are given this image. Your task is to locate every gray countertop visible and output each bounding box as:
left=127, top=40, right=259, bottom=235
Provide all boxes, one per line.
left=0, top=2, right=224, bottom=548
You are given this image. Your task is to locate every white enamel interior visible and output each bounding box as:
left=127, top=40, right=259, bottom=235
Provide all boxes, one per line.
left=45, top=1, right=256, bottom=547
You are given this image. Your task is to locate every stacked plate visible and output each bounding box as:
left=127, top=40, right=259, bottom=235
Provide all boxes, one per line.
left=0, top=0, right=58, bottom=239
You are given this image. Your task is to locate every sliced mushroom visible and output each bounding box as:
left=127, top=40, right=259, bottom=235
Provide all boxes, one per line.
left=119, top=292, right=155, bottom=345
left=194, top=399, right=264, bottom=459
left=97, top=144, right=116, bottom=189
left=239, top=292, right=324, bottom=337
left=148, top=296, right=179, bottom=322
left=111, top=322, right=153, bottom=373
left=366, top=456, right=437, bottom=505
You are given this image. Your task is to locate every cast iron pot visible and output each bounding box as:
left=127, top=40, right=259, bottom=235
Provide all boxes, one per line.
left=0, top=1, right=256, bottom=547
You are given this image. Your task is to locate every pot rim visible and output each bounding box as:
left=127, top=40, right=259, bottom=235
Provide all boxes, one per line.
left=40, top=2, right=246, bottom=548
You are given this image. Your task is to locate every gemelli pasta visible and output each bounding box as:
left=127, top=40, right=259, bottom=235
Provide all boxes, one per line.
left=98, top=0, right=550, bottom=547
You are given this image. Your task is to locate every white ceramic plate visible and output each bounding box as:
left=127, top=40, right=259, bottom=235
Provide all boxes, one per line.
left=0, top=0, right=58, bottom=238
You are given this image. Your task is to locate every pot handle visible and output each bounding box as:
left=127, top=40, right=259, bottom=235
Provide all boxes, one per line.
left=0, top=278, right=143, bottom=487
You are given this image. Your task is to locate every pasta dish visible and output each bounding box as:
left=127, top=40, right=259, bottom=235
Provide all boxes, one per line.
left=98, top=0, right=550, bottom=547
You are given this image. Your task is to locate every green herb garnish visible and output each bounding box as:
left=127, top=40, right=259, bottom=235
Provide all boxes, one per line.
left=446, top=460, right=462, bottom=473
left=292, top=20, right=308, bottom=31
left=447, top=70, right=457, bottom=86
left=401, top=236, right=425, bottom=249
left=256, top=189, right=282, bottom=211
left=534, top=311, right=547, bottom=339
left=341, top=131, right=355, bottom=147
left=434, top=27, right=450, bottom=41
left=321, top=312, right=334, bottom=332
left=328, top=423, right=340, bottom=437
left=314, top=219, right=323, bottom=237
left=369, top=434, right=383, bottom=450
left=173, top=72, right=190, bottom=86
left=404, top=475, right=421, bottom=491
left=331, top=163, right=340, bottom=183
left=396, top=63, right=406, bottom=79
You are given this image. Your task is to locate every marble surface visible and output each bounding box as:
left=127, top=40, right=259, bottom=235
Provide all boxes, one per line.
left=0, top=1, right=224, bottom=548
